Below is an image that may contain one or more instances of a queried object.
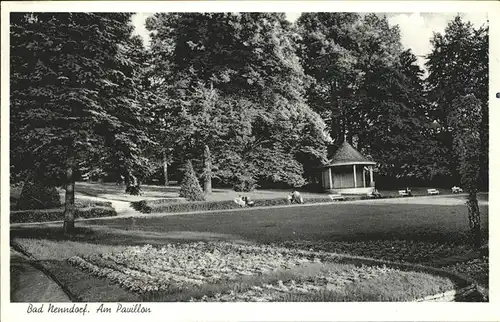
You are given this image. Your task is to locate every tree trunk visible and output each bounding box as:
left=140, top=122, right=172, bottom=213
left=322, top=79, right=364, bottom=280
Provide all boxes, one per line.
left=466, top=191, right=482, bottom=249
left=203, top=145, right=212, bottom=194
left=162, top=151, right=169, bottom=186
left=63, top=165, right=76, bottom=235
left=204, top=173, right=212, bottom=194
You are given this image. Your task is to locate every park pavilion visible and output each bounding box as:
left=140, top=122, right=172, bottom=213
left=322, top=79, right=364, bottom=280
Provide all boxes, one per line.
left=319, top=141, right=376, bottom=194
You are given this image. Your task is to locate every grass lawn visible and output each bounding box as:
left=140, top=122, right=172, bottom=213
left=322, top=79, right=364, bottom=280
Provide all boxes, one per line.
left=10, top=189, right=488, bottom=302
left=81, top=195, right=488, bottom=244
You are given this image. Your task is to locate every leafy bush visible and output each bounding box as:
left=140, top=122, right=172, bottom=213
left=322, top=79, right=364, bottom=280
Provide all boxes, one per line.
left=125, top=185, right=142, bottom=196
left=179, top=160, right=205, bottom=201
left=17, top=180, right=61, bottom=210
left=10, top=206, right=117, bottom=224
left=232, top=175, right=258, bottom=192
left=131, top=198, right=186, bottom=213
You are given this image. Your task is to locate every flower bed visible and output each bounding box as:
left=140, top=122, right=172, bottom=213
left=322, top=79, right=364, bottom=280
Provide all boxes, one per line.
left=68, top=242, right=457, bottom=301
left=276, top=240, right=475, bottom=264
left=191, top=265, right=394, bottom=302
left=68, top=243, right=320, bottom=294
left=442, top=256, right=489, bottom=287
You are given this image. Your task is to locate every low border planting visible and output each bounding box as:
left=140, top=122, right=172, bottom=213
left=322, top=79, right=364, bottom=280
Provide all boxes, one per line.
left=131, top=198, right=186, bottom=212
left=133, top=196, right=346, bottom=214
left=74, top=199, right=112, bottom=208
left=10, top=206, right=117, bottom=224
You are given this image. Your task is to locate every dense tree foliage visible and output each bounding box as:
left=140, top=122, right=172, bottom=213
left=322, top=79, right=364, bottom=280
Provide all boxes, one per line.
left=426, top=16, right=488, bottom=187
left=10, top=13, right=154, bottom=232
left=297, top=13, right=438, bottom=181
left=146, top=13, right=330, bottom=189
left=10, top=12, right=488, bottom=214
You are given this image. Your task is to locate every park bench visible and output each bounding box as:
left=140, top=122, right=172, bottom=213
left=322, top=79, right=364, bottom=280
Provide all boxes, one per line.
left=367, top=189, right=382, bottom=198
left=328, top=194, right=345, bottom=201
left=427, top=188, right=440, bottom=195
left=398, top=190, right=411, bottom=197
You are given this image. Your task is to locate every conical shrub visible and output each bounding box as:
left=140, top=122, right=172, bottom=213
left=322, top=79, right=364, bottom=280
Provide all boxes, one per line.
left=17, top=179, right=61, bottom=210
left=179, top=160, right=205, bottom=201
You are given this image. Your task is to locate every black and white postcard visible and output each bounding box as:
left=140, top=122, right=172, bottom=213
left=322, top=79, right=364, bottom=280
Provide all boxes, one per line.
left=1, top=1, right=499, bottom=322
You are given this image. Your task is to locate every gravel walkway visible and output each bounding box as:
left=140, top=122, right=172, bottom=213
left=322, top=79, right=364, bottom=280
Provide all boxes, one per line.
left=75, top=193, right=143, bottom=217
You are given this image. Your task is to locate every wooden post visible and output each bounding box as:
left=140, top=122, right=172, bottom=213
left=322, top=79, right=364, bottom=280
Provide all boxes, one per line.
left=369, top=167, right=374, bottom=187
left=363, top=167, right=366, bottom=187
left=353, top=165, right=357, bottom=188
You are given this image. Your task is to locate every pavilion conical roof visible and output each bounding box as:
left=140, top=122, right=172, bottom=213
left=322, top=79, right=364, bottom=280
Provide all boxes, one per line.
left=325, top=141, right=375, bottom=167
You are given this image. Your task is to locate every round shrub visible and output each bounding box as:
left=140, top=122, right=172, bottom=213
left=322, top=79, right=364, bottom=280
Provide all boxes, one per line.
left=179, top=160, right=205, bottom=201
left=17, top=179, right=61, bottom=210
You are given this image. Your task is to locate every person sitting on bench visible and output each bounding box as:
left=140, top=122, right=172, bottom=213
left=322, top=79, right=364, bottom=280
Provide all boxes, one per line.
left=370, top=188, right=382, bottom=198
left=242, top=196, right=255, bottom=207
left=234, top=195, right=246, bottom=207
left=288, top=191, right=304, bottom=204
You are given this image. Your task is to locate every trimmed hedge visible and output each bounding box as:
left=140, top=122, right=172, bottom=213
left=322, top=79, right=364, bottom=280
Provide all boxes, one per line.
left=131, top=198, right=186, bottom=213
left=145, top=200, right=237, bottom=214
left=138, top=196, right=346, bottom=214
left=10, top=206, right=117, bottom=224
left=74, top=199, right=112, bottom=208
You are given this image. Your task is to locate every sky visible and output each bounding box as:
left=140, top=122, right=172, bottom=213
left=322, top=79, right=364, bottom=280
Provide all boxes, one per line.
left=131, top=12, right=488, bottom=73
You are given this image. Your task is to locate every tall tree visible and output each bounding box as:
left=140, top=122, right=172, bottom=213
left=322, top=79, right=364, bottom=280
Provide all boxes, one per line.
left=10, top=13, right=153, bottom=233
left=356, top=49, right=438, bottom=180
left=296, top=13, right=362, bottom=145
left=426, top=16, right=488, bottom=187
left=146, top=13, right=330, bottom=189
left=297, top=13, right=440, bottom=182
left=448, top=94, right=483, bottom=248
left=297, top=13, right=403, bottom=146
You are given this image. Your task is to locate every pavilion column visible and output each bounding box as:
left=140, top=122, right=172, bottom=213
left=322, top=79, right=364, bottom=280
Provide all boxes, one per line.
left=328, top=167, right=333, bottom=189
left=353, top=164, right=357, bottom=188
left=363, top=167, right=366, bottom=187
left=369, top=166, right=374, bottom=187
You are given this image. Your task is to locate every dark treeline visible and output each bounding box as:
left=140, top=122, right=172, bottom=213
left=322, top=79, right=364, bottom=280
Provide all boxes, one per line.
left=10, top=12, right=488, bottom=231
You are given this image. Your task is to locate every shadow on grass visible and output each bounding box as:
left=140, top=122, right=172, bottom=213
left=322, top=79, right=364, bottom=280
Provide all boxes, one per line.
left=75, top=182, right=180, bottom=198
left=10, top=225, right=244, bottom=248
left=10, top=224, right=488, bottom=250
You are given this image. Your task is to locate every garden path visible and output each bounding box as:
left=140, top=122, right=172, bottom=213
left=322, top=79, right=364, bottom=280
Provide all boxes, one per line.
left=10, top=248, right=71, bottom=302
left=75, top=193, right=142, bottom=217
